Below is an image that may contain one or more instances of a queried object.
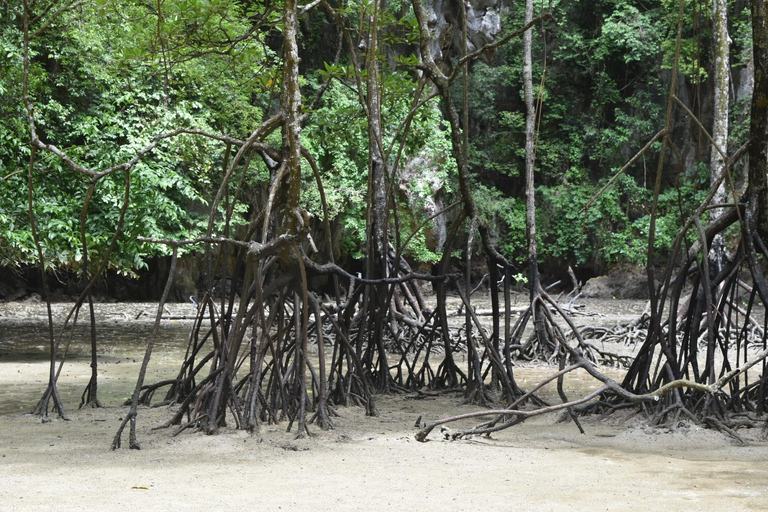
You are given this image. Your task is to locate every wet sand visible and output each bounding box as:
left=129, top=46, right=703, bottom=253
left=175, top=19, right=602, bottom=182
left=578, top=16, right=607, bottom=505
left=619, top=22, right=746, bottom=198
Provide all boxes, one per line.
left=1, top=299, right=767, bottom=511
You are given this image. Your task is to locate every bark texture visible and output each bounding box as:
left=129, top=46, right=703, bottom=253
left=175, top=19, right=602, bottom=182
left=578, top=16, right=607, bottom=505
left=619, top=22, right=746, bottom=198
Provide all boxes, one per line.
left=750, top=0, right=768, bottom=239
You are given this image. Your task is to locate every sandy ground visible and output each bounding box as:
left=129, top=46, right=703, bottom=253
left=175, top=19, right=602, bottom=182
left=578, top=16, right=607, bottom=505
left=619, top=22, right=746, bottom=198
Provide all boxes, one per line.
left=2, top=299, right=768, bottom=511
left=1, top=395, right=768, bottom=512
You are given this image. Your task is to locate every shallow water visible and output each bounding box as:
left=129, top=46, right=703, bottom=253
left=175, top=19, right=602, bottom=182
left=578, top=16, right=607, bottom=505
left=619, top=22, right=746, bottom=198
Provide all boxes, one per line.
left=0, top=302, right=196, bottom=414
left=0, top=297, right=645, bottom=415
left=0, top=321, right=191, bottom=360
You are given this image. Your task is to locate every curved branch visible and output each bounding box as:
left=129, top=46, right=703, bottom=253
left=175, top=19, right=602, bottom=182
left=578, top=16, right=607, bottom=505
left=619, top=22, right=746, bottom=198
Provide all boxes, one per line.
left=303, top=256, right=454, bottom=285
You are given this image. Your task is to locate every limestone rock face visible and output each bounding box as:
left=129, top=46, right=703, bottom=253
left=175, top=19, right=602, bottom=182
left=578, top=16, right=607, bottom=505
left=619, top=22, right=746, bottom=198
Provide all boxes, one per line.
left=424, top=0, right=506, bottom=64
left=464, top=0, right=502, bottom=52
left=400, top=150, right=447, bottom=255
left=582, top=267, right=653, bottom=300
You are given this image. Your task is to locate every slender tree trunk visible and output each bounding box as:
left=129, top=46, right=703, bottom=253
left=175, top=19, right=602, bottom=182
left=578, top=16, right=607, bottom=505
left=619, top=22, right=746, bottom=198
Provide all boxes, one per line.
left=363, top=0, right=392, bottom=391
left=282, top=0, right=302, bottom=214
left=81, top=296, right=102, bottom=407
left=112, top=247, right=179, bottom=449
left=709, top=0, right=729, bottom=273
left=522, top=0, right=549, bottom=358
left=697, top=0, right=731, bottom=388
left=281, top=0, right=312, bottom=436
left=523, top=0, right=536, bottom=278
left=411, top=0, right=526, bottom=402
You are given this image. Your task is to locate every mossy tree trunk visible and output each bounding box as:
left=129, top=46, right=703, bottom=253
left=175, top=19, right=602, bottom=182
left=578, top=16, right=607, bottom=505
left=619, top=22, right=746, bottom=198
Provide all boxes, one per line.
left=709, top=0, right=730, bottom=276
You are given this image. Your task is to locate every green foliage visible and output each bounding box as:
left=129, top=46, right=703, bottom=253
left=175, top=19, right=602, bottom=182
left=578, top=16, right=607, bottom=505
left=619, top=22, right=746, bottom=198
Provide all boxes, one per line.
left=0, top=1, right=267, bottom=274
left=537, top=167, right=707, bottom=269
left=0, top=0, right=753, bottom=282
left=395, top=203, right=442, bottom=264
left=473, top=183, right=527, bottom=264
left=476, top=162, right=706, bottom=271
left=302, top=65, right=453, bottom=260
left=301, top=80, right=368, bottom=258
left=595, top=4, right=663, bottom=64
left=456, top=0, right=727, bottom=271
left=459, top=0, right=668, bottom=195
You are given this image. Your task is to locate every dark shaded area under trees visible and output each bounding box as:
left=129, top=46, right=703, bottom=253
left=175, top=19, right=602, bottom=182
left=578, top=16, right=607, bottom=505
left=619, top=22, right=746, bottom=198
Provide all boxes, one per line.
left=2, top=0, right=768, bottom=447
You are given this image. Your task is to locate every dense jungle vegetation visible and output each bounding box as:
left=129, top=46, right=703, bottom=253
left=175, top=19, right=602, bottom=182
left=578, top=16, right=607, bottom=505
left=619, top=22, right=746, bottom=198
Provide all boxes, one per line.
left=4, top=0, right=768, bottom=448
left=1, top=0, right=753, bottom=282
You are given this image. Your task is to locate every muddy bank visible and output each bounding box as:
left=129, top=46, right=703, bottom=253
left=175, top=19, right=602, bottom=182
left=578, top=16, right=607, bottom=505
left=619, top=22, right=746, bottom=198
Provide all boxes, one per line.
left=2, top=298, right=767, bottom=511
left=1, top=396, right=767, bottom=511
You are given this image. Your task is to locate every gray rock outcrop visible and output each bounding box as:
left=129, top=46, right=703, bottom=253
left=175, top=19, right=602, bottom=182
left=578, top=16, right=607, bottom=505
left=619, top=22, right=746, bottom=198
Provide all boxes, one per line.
left=581, top=267, right=653, bottom=300
left=424, top=0, right=506, bottom=64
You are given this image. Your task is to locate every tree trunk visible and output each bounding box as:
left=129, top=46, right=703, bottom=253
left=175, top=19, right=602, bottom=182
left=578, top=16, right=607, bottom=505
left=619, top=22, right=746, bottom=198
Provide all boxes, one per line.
left=281, top=0, right=311, bottom=437
left=750, top=0, right=768, bottom=239
left=363, top=0, right=392, bottom=391
left=523, top=0, right=536, bottom=277
left=709, top=0, right=729, bottom=273
left=411, top=0, right=523, bottom=402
